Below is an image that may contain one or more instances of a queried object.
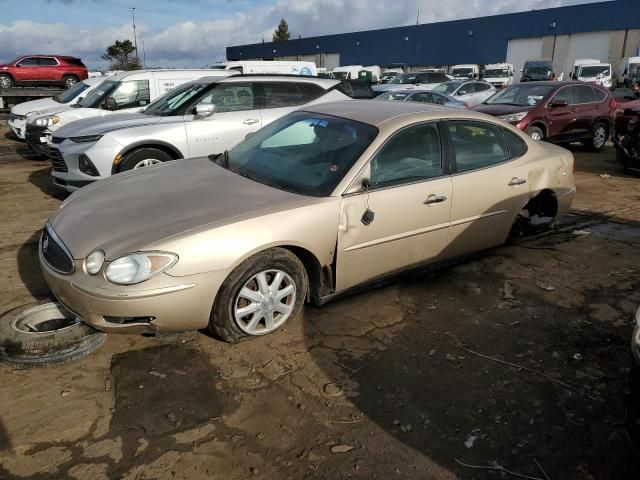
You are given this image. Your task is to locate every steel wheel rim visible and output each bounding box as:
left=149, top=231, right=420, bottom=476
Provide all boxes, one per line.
left=530, top=131, right=542, bottom=141
left=233, top=269, right=296, bottom=335
left=133, top=158, right=163, bottom=169
left=11, top=303, right=80, bottom=335
left=593, top=126, right=606, bottom=148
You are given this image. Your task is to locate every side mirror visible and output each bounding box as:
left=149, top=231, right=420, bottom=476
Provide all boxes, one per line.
left=361, top=178, right=370, bottom=191
left=103, top=97, right=117, bottom=111
left=551, top=99, right=568, bottom=108
left=195, top=103, right=217, bottom=117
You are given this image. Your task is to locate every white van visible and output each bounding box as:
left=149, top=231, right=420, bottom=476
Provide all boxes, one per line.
left=576, top=62, right=613, bottom=88
left=222, top=61, right=317, bottom=76
left=331, top=65, right=364, bottom=80
left=25, top=69, right=234, bottom=155
left=450, top=64, right=480, bottom=79
left=571, top=59, right=601, bottom=79
left=8, top=77, right=105, bottom=140
left=618, top=56, right=640, bottom=87
left=482, top=63, right=514, bottom=88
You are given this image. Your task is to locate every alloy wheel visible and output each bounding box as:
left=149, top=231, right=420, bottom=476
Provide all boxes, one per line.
left=529, top=131, right=542, bottom=141
left=593, top=125, right=607, bottom=149
left=133, top=158, right=163, bottom=169
left=233, top=269, right=296, bottom=335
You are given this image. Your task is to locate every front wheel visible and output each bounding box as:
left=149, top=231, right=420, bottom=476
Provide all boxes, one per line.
left=209, top=248, right=308, bottom=343
left=118, top=147, right=173, bottom=172
left=585, top=122, right=609, bottom=152
left=0, top=74, right=14, bottom=89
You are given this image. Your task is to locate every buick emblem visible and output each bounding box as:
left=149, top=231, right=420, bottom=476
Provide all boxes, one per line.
left=43, top=234, right=49, bottom=253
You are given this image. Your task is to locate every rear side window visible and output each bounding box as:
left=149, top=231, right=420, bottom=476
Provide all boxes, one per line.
left=576, top=85, right=596, bottom=104
left=503, top=129, right=528, bottom=158
left=38, top=58, right=58, bottom=66
left=593, top=87, right=607, bottom=102
left=201, top=83, right=255, bottom=112
left=447, top=120, right=510, bottom=173
left=409, top=92, right=432, bottom=103
left=430, top=93, right=447, bottom=105
left=337, top=80, right=374, bottom=99
left=66, top=58, right=86, bottom=67
left=475, top=82, right=491, bottom=91
left=111, top=80, right=151, bottom=109
left=428, top=73, right=449, bottom=83
left=260, top=82, right=321, bottom=108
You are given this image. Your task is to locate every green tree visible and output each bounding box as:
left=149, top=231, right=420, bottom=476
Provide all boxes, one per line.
left=101, top=39, right=140, bottom=71
left=272, top=19, right=291, bottom=42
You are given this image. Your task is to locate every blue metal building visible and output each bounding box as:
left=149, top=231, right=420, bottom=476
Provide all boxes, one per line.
left=226, top=0, right=640, bottom=73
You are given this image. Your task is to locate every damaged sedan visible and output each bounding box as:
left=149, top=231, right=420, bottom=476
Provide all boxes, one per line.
left=39, top=101, right=576, bottom=342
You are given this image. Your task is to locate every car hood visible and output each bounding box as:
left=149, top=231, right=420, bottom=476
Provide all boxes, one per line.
left=50, top=157, right=307, bottom=259
left=473, top=104, right=536, bottom=116
left=53, top=112, right=165, bottom=139
left=11, top=98, right=58, bottom=116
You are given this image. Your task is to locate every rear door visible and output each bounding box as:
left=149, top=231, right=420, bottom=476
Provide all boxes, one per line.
left=185, top=82, right=260, bottom=157
left=574, top=85, right=599, bottom=136
left=38, top=57, right=60, bottom=81
left=473, top=82, right=496, bottom=105
left=446, top=120, right=531, bottom=257
left=546, top=85, right=578, bottom=141
left=336, top=121, right=452, bottom=291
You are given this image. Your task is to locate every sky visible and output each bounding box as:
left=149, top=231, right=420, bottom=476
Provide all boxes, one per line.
left=0, top=0, right=608, bottom=70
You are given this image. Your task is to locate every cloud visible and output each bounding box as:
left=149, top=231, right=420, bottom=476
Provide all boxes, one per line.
left=0, top=0, right=603, bottom=69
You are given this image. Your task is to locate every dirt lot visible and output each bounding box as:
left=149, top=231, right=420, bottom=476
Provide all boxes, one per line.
left=0, top=116, right=639, bottom=479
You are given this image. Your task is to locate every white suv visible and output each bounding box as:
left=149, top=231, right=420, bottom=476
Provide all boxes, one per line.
left=48, top=75, right=352, bottom=191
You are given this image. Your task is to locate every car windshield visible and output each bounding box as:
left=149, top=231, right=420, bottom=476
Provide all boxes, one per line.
left=580, top=65, right=610, bottom=77
left=224, top=111, right=378, bottom=197
left=388, top=74, right=417, bottom=85
left=452, top=68, right=473, bottom=77
left=143, top=82, right=211, bottom=116
left=484, top=68, right=508, bottom=77
left=332, top=72, right=349, bottom=80
left=375, top=91, right=411, bottom=101
left=485, top=84, right=554, bottom=106
left=53, top=81, right=91, bottom=104
left=77, top=80, right=121, bottom=108
left=432, top=82, right=460, bottom=95
left=523, top=66, right=551, bottom=77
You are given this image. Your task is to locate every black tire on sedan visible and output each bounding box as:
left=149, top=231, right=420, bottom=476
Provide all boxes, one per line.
left=119, top=147, right=174, bottom=172
left=526, top=126, right=544, bottom=141
left=585, top=122, right=609, bottom=152
left=0, top=74, right=14, bottom=89
left=62, top=75, right=79, bottom=89
left=209, top=248, right=308, bottom=343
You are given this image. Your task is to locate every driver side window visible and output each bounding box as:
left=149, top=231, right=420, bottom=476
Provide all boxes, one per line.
left=370, top=123, right=442, bottom=189
left=198, top=83, right=254, bottom=113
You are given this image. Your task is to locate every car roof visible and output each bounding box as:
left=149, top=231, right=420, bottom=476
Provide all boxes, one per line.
left=18, top=54, right=80, bottom=59
left=218, top=75, right=340, bottom=88
left=302, top=100, right=482, bottom=126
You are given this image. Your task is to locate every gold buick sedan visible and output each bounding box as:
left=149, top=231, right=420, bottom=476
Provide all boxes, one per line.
left=39, top=101, right=576, bottom=342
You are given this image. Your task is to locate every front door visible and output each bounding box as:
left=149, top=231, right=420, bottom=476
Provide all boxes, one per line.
left=15, top=57, right=41, bottom=82
left=336, top=121, right=452, bottom=291
left=445, top=120, right=531, bottom=258
left=185, top=82, right=261, bottom=157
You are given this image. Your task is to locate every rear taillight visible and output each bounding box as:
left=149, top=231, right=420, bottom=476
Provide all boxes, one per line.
left=610, top=97, right=617, bottom=110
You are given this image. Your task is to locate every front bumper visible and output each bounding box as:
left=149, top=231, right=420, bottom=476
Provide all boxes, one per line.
left=25, top=124, right=52, bottom=155
left=8, top=117, right=26, bottom=140
left=39, top=240, right=227, bottom=334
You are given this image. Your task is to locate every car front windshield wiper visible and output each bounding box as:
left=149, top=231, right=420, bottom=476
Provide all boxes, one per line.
left=70, top=103, right=82, bottom=108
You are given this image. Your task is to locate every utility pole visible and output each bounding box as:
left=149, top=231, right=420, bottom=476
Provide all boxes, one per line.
left=129, top=7, right=139, bottom=65
left=416, top=9, right=420, bottom=25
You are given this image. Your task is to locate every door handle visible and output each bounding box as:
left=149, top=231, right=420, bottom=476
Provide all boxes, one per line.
left=423, top=194, right=447, bottom=205
left=243, top=119, right=260, bottom=125
left=508, top=177, right=527, bottom=186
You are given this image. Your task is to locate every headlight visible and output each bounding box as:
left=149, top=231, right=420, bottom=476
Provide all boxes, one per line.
left=34, top=115, right=60, bottom=127
left=105, top=252, right=178, bottom=285
left=84, top=250, right=105, bottom=275
left=70, top=134, right=103, bottom=144
left=498, top=111, right=528, bottom=123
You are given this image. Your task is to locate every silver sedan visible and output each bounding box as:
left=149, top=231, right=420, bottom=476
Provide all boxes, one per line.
left=375, top=89, right=470, bottom=109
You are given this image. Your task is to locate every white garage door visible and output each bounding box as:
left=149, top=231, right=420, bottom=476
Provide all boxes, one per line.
left=563, top=31, right=612, bottom=76
left=507, top=37, right=543, bottom=80
left=325, top=53, right=340, bottom=70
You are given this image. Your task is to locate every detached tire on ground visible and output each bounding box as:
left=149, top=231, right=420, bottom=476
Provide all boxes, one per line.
left=209, top=248, right=308, bottom=343
left=119, top=147, right=173, bottom=172
left=0, top=301, right=107, bottom=368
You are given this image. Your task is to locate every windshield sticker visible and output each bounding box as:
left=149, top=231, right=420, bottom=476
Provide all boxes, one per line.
left=527, top=96, right=543, bottom=105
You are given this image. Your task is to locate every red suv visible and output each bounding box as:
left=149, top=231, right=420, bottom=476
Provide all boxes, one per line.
left=474, top=81, right=615, bottom=151
left=0, top=55, right=88, bottom=89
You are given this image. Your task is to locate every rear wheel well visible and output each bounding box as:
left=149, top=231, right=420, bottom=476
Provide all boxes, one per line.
left=508, top=189, right=558, bottom=243
left=524, top=189, right=558, bottom=218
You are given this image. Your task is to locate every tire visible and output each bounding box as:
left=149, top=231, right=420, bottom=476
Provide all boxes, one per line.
left=62, top=75, right=79, bottom=89
left=585, top=122, right=609, bottom=152
left=0, top=301, right=107, bottom=369
left=0, top=74, right=14, bottom=89
left=119, top=147, right=174, bottom=172
left=209, top=248, right=308, bottom=343
left=525, top=126, right=544, bottom=141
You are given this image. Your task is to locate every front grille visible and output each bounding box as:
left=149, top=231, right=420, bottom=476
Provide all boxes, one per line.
left=41, top=225, right=74, bottom=274
left=49, top=147, right=68, bottom=172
